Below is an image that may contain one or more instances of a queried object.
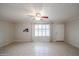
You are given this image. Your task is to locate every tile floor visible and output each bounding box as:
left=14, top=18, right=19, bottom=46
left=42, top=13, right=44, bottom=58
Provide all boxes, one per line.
left=0, top=42, right=79, bottom=56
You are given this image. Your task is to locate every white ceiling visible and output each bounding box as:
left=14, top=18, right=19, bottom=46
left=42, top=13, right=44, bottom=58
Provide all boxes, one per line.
left=0, top=3, right=79, bottom=23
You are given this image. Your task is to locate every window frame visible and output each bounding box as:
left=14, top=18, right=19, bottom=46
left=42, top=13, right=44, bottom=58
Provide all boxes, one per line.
left=35, top=24, right=50, bottom=37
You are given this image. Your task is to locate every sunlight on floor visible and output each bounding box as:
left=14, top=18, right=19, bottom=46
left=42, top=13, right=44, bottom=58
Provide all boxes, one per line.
left=34, top=45, right=49, bottom=55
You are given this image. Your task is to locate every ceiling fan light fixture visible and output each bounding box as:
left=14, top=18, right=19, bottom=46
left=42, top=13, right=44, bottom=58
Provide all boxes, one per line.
left=35, top=17, right=41, bottom=20
left=34, top=13, right=41, bottom=20
left=36, top=13, right=41, bottom=17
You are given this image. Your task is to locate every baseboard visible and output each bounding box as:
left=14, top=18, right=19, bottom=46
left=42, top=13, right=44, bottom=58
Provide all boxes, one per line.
left=56, top=41, right=64, bottom=42
left=14, top=40, right=33, bottom=43
left=65, top=41, right=79, bottom=49
left=0, top=41, right=14, bottom=48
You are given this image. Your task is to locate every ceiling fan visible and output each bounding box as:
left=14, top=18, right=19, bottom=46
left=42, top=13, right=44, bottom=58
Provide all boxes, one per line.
left=26, top=13, right=48, bottom=20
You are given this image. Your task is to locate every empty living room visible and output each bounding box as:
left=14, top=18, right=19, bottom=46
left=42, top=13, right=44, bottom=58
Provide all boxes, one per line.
left=0, top=3, right=79, bottom=56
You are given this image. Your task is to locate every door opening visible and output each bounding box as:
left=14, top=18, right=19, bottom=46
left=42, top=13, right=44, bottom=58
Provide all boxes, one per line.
left=32, top=24, right=50, bottom=42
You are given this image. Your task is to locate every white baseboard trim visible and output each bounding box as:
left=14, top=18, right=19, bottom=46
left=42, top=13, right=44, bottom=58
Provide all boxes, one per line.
left=0, top=41, right=14, bottom=48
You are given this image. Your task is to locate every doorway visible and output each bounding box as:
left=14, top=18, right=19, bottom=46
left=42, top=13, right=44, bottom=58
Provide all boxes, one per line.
left=32, top=24, right=50, bottom=42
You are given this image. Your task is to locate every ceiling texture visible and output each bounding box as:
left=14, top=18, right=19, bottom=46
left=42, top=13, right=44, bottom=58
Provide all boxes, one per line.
left=0, top=3, right=79, bottom=23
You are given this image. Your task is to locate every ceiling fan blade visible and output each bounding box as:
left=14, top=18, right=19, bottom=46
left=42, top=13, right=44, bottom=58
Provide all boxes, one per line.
left=41, top=16, right=48, bottom=18
left=26, top=15, right=34, bottom=17
left=25, top=13, right=36, bottom=18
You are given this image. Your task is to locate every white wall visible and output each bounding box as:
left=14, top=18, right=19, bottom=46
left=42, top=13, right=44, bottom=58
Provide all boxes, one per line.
left=15, top=22, right=53, bottom=42
left=0, top=21, right=14, bottom=47
left=15, top=22, right=32, bottom=42
left=52, top=24, right=64, bottom=42
left=65, top=17, right=79, bottom=48
left=15, top=22, right=65, bottom=42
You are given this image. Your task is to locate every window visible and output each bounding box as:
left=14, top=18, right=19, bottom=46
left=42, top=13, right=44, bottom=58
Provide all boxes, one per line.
left=35, top=24, right=50, bottom=36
